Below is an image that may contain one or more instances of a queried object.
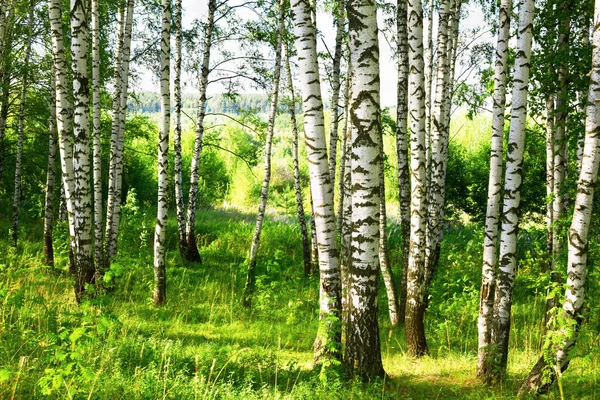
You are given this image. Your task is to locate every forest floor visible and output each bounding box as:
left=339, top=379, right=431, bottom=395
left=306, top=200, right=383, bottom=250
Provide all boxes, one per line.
left=1, top=208, right=599, bottom=399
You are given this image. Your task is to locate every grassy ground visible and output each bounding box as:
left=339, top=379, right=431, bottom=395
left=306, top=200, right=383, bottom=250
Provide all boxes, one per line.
left=0, top=208, right=599, bottom=399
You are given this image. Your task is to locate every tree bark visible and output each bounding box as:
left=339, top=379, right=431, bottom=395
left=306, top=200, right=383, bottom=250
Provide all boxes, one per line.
left=153, top=0, right=171, bottom=306
left=91, top=0, right=103, bottom=271
left=520, top=1, right=600, bottom=393
left=345, top=0, right=385, bottom=378
left=184, top=0, right=216, bottom=262
left=424, top=0, right=434, bottom=143
left=243, top=1, right=285, bottom=307
left=476, top=0, right=511, bottom=381
left=291, top=0, right=342, bottom=364
left=284, top=41, right=312, bottom=277
left=328, top=0, right=345, bottom=192
left=44, top=67, right=58, bottom=267
left=405, top=0, right=429, bottom=357
left=490, top=0, right=534, bottom=377
left=0, top=1, right=14, bottom=180
left=396, top=0, right=410, bottom=325
left=71, top=0, right=95, bottom=300
left=173, top=0, right=186, bottom=259
left=11, top=4, right=34, bottom=247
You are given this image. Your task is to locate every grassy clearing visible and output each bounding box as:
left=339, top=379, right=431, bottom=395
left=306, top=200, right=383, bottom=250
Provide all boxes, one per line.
left=0, top=208, right=599, bottom=399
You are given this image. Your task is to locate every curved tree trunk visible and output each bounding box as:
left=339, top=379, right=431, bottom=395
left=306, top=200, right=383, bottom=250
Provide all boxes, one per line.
left=71, top=0, right=95, bottom=300
left=243, top=1, right=285, bottom=307
left=91, top=0, right=103, bottom=271
left=173, top=0, right=186, bottom=258
left=405, top=0, right=429, bottom=357
left=476, top=0, right=511, bottom=381
left=291, top=0, right=342, bottom=364
left=44, top=67, right=58, bottom=267
left=396, top=0, right=410, bottom=325
left=184, top=0, right=216, bottom=263
left=11, top=4, right=34, bottom=247
left=153, top=0, right=171, bottom=306
left=490, top=0, right=534, bottom=377
left=520, top=2, right=600, bottom=394
left=345, top=0, right=385, bottom=378
left=284, top=42, right=311, bottom=277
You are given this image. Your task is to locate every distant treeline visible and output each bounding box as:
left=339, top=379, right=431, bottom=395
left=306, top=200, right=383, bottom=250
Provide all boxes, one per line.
left=130, top=92, right=311, bottom=115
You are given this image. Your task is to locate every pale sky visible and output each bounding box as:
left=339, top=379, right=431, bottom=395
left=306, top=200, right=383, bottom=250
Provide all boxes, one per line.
left=132, top=0, right=490, bottom=107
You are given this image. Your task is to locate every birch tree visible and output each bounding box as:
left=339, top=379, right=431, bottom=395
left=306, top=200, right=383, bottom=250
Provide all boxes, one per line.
left=476, top=0, right=511, bottom=381
left=490, top=0, right=534, bottom=377
left=405, top=0, right=429, bottom=357
left=44, top=67, right=58, bottom=267
left=344, top=0, right=384, bottom=377
left=153, top=0, right=171, bottom=306
left=244, top=0, right=285, bottom=307
left=328, top=0, right=345, bottom=189
left=0, top=2, right=14, bottom=179
left=105, top=0, right=134, bottom=271
left=70, top=0, right=95, bottom=299
left=520, top=0, right=600, bottom=392
left=91, top=0, right=103, bottom=269
left=173, top=0, right=185, bottom=258
left=291, top=0, right=342, bottom=363
left=183, top=0, right=216, bottom=262
left=284, top=41, right=311, bottom=276
left=11, top=4, right=34, bottom=247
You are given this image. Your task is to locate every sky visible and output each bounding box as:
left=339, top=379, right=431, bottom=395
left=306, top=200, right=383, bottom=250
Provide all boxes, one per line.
left=132, top=0, right=491, bottom=107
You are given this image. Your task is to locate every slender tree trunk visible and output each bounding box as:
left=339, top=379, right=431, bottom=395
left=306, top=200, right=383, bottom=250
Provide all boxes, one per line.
left=520, top=3, right=600, bottom=394
left=424, top=0, right=452, bottom=288
left=91, top=0, right=103, bottom=271
left=490, top=0, right=534, bottom=377
left=379, top=138, right=400, bottom=327
left=547, top=4, right=571, bottom=320
left=328, top=0, right=345, bottom=190
left=396, top=0, right=410, bottom=325
left=405, top=0, right=429, bottom=357
left=309, top=197, right=319, bottom=274
left=184, top=0, right=216, bottom=262
left=44, top=68, right=58, bottom=267
left=291, top=0, right=342, bottom=363
left=345, top=0, right=385, bottom=378
left=243, top=2, right=285, bottom=307
left=59, top=182, right=67, bottom=222
left=153, top=0, right=171, bottom=306
left=284, top=42, right=311, bottom=277
left=476, top=0, right=511, bottom=381
left=11, top=5, right=34, bottom=247
left=545, top=96, right=555, bottom=266
left=173, top=0, right=186, bottom=258
left=71, top=0, right=96, bottom=300
left=340, top=60, right=352, bottom=326
left=105, top=0, right=134, bottom=269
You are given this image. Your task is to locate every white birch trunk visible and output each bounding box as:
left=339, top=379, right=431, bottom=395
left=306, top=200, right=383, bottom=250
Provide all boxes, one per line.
left=184, top=0, right=216, bottom=262
left=291, top=0, right=342, bottom=363
left=71, top=0, right=95, bottom=299
left=405, top=0, right=429, bottom=357
left=345, top=0, right=385, bottom=378
left=476, top=0, right=511, bottom=380
left=44, top=67, right=59, bottom=267
left=328, top=0, right=345, bottom=190
left=243, top=1, right=284, bottom=307
left=91, top=0, right=103, bottom=271
left=173, top=0, right=186, bottom=257
left=153, top=0, right=171, bottom=306
left=396, top=0, right=410, bottom=325
left=284, top=41, right=312, bottom=276
left=520, top=0, right=600, bottom=393
left=490, top=0, right=534, bottom=376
